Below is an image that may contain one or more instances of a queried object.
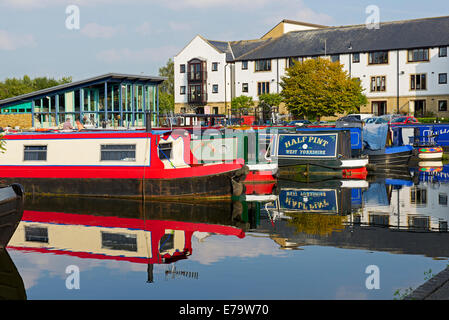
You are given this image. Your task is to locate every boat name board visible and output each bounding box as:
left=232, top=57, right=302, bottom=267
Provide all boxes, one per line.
left=279, top=189, right=338, bottom=212
left=277, top=133, right=338, bottom=158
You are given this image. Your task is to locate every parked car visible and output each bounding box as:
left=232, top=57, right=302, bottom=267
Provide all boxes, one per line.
left=345, top=114, right=374, bottom=121
left=389, top=116, right=419, bottom=125
left=288, top=120, right=312, bottom=127
left=364, top=117, right=389, bottom=125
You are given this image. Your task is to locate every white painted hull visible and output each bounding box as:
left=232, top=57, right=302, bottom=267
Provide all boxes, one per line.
left=418, top=152, right=443, bottom=160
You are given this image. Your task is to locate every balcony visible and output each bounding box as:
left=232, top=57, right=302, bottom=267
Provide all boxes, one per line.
left=187, top=71, right=207, bottom=83
left=188, top=92, right=208, bottom=105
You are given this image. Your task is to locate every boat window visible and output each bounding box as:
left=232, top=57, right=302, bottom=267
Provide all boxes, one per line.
left=159, top=233, right=174, bottom=252
left=25, top=226, right=48, bottom=243
left=369, top=214, right=389, bottom=227
left=24, top=145, right=47, bottom=161
left=158, top=142, right=173, bottom=160
left=100, top=144, right=136, bottom=161
left=101, top=232, right=137, bottom=252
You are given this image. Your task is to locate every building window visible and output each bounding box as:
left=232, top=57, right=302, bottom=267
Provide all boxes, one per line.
left=411, top=187, right=427, bottom=205
left=25, top=226, right=48, bottom=243
left=101, top=144, right=136, bottom=161
left=24, top=145, right=47, bottom=161
left=212, top=62, right=218, bottom=71
left=180, top=86, right=186, bottom=95
left=439, top=193, right=448, bottom=206
left=212, top=84, right=219, bottom=93
left=368, top=51, right=388, bottom=65
left=242, top=61, right=248, bottom=70
left=352, top=53, right=360, bottom=63
left=255, top=59, right=271, bottom=72
left=411, top=74, right=427, bottom=90
left=408, top=48, right=429, bottom=62
left=158, top=142, right=172, bottom=160
left=180, top=64, right=186, bottom=73
left=330, top=54, right=340, bottom=63
left=370, top=76, right=386, bottom=92
left=369, top=214, right=389, bottom=227
left=439, top=47, right=448, bottom=57
left=242, top=83, right=249, bottom=93
left=257, top=82, right=270, bottom=95
left=213, top=107, right=219, bottom=114
left=439, top=100, right=448, bottom=112
left=287, top=57, right=301, bottom=68
left=439, top=73, right=448, bottom=84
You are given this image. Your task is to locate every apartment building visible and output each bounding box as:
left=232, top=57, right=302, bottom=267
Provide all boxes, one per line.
left=174, top=16, right=449, bottom=118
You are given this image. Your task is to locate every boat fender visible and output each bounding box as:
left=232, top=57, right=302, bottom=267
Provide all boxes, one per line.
left=11, top=183, right=25, bottom=198
left=231, top=180, right=245, bottom=197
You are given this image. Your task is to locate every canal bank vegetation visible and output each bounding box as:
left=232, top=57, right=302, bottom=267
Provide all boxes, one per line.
left=280, top=57, right=367, bottom=121
left=286, top=212, right=345, bottom=236
left=158, top=58, right=175, bottom=113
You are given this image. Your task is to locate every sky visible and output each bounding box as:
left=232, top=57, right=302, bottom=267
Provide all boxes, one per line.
left=0, top=0, right=448, bottom=82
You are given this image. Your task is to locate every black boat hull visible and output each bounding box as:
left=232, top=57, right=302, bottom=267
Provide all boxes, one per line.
left=0, top=169, right=247, bottom=201
left=368, top=150, right=413, bottom=168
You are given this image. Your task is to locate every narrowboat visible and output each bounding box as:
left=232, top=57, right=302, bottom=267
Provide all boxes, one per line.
left=0, top=130, right=247, bottom=200
left=269, top=129, right=369, bottom=180
left=400, top=125, right=445, bottom=160
left=363, top=123, right=414, bottom=167
left=189, top=127, right=279, bottom=183
left=8, top=198, right=246, bottom=283
left=0, top=183, right=24, bottom=248
left=0, top=183, right=26, bottom=300
left=263, top=179, right=368, bottom=220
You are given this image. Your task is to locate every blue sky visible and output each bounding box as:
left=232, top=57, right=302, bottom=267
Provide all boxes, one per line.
left=0, top=0, right=447, bottom=81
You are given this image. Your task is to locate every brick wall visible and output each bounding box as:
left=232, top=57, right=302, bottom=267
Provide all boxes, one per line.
left=0, top=114, right=32, bottom=129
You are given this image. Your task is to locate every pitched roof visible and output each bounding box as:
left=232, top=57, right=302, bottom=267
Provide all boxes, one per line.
left=205, top=16, right=449, bottom=62
left=0, top=73, right=166, bottom=107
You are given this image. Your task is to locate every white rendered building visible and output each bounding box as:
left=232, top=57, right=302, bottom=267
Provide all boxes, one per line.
left=174, top=17, right=449, bottom=118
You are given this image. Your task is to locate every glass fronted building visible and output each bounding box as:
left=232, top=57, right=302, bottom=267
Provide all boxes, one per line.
left=0, top=73, right=165, bottom=129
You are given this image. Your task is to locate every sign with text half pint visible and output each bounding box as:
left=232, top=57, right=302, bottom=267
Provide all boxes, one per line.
left=277, top=133, right=338, bottom=158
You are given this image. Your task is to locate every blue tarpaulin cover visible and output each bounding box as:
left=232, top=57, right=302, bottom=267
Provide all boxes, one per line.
left=363, top=124, right=388, bottom=151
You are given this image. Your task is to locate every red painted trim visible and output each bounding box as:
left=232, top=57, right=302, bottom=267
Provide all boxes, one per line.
left=4, top=131, right=153, bottom=140
left=21, top=210, right=245, bottom=238
left=342, top=167, right=368, bottom=180
left=244, top=170, right=276, bottom=182
left=7, top=246, right=150, bottom=264
left=244, top=183, right=276, bottom=195
left=0, top=163, right=243, bottom=179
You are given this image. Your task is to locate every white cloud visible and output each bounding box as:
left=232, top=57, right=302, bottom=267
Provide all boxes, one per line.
left=190, top=234, right=287, bottom=265
left=0, top=30, right=36, bottom=50
left=81, top=23, right=125, bottom=39
left=263, top=0, right=334, bottom=27
left=96, top=45, right=179, bottom=63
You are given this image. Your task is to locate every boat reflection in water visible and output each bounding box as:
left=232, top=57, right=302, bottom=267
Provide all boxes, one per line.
left=7, top=198, right=250, bottom=284
left=256, top=166, right=449, bottom=257
left=5, top=164, right=449, bottom=299
left=0, top=183, right=26, bottom=300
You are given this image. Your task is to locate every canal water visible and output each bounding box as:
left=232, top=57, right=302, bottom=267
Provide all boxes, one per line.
left=4, top=164, right=449, bottom=300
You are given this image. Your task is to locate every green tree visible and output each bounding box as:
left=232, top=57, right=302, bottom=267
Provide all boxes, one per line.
left=231, top=95, right=254, bottom=115
left=158, top=58, right=174, bottom=112
left=0, top=75, right=72, bottom=100
left=280, top=57, right=367, bottom=121
left=258, top=93, right=283, bottom=109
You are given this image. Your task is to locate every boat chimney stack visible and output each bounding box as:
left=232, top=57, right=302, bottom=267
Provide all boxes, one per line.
left=146, top=111, right=152, bottom=132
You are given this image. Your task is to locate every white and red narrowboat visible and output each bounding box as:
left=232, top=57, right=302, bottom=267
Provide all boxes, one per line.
left=0, top=129, right=247, bottom=200
left=8, top=206, right=245, bottom=267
